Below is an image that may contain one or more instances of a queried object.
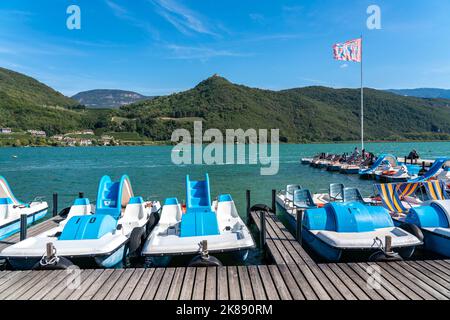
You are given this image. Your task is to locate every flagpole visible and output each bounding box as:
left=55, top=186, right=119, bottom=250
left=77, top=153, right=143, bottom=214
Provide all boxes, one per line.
left=360, top=34, right=364, bottom=151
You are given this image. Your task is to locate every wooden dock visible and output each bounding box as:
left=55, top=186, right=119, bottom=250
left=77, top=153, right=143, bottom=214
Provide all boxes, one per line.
left=0, top=213, right=448, bottom=300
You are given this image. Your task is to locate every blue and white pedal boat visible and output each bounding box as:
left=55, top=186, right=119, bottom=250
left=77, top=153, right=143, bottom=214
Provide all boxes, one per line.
left=302, top=202, right=422, bottom=261
left=0, top=175, right=160, bottom=269
left=0, top=176, right=48, bottom=240
left=142, top=174, right=255, bottom=266
left=405, top=200, right=450, bottom=257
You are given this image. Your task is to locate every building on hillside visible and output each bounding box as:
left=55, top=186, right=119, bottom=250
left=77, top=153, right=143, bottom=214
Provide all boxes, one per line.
left=82, top=130, right=94, bottom=135
left=51, top=135, right=64, bottom=141
left=0, top=128, right=12, bottom=134
left=27, top=130, right=46, bottom=137
left=79, top=139, right=93, bottom=146
left=100, top=135, right=114, bottom=146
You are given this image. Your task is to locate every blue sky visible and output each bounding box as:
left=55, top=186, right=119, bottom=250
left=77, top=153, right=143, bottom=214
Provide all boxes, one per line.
left=0, top=0, right=449, bottom=96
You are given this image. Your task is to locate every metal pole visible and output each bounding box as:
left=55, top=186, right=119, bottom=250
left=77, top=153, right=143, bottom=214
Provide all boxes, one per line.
left=296, top=210, right=303, bottom=245
left=360, top=34, right=364, bottom=151
left=271, top=189, right=276, bottom=214
left=79, top=192, right=84, bottom=198
left=260, top=210, right=266, bottom=252
left=20, top=214, right=27, bottom=241
left=246, top=190, right=250, bottom=224
left=52, top=192, right=58, bottom=217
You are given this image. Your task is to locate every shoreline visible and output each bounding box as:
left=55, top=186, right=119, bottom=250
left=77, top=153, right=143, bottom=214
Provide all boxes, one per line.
left=0, top=139, right=449, bottom=148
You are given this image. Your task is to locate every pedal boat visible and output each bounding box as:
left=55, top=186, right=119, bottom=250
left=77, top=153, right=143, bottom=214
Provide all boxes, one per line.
left=302, top=202, right=422, bottom=262
left=142, top=174, right=255, bottom=267
left=406, top=200, right=450, bottom=257
left=0, top=175, right=160, bottom=270
left=0, top=176, right=48, bottom=240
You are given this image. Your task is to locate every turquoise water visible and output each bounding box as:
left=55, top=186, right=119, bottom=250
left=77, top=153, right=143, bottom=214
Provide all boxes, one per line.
left=0, top=142, right=449, bottom=265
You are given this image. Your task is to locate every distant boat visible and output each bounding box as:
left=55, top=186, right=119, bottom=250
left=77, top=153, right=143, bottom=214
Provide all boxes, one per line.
left=12, top=155, right=17, bottom=158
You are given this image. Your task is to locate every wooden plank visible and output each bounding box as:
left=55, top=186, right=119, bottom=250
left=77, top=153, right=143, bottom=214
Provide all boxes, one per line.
left=414, top=260, right=450, bottom=283
left=128, top=269, right=155, bottom=300
left=247, top=266, right=266, bottom=300
left=166, top=268, right=186, bottom=300
left=434, top=259, right=450, bottom=271
left=327, top=264, right=369, bottom=300
left=30, top=269, right=74, bottom=300
left=44, top=269, right=96, bottom=300
left=227, top=266, right=241, bottom=300
left=267, top=212, right=315, bottom=264
left=258, top=265, right=279, bottom=300
left=2, top=271, right=49, bottom=300
left=274, top=264, right=305, bottom=300
left=142, top=268, right=165, bottom=300
left=337, top=263, right=384, bottom=300
left=78, top=269, right=115, bottom=300
left=360, top=263, right=410, bottom=300
left=204, top=267, right=217, bottom=300
left=217, top=266, right=229, bottom=300
left=92, top=269, right=125, bottom=300
left=0, top=271, right=34, bottom=299
left=179, top=267, right=196, bottom=300
left=377, top=262, right=437, bottom=300
left=347, top=263, right=397, bottom=301
left=192, top=267, right=206, bottom=300
left=428, top=260, right=450, bottom=275
left=117, top=269, right=146, bottom=300
left=390, top=262, right=449, bottom=300
left=154, top=268, right=176, bottom=300
left=268, top=265, right=292, bottom=300
left=104, top=268, right=135, bottom=300
left=237, top=266, right=254, bottom=300
left=369, top=263, right=424, bottom=300
left=318, top=264, right=355, bottom=300
left=406, top=261, right=450, bottom=292
left=18, top=270, right=64, bottom=300
left=284, top=264, right=317, bottom=300
left=0, top=271, right=31, bottom=292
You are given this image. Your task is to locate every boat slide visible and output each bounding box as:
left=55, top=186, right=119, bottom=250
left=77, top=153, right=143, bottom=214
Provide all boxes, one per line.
left=142, top=174, right=255, bottom=264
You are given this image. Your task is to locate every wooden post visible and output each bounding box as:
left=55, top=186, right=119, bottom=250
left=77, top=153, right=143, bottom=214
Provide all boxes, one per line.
left=246, top=190, right=250, bottom=224
left=52, top=193, right=58, bottom=217
left=296, top=210, right=303, bottom=245
left=20, top=214, right=27, bottom=241
left=78, top=192, right=84, bottom=198
left=260, top=210, right=266, bottom=252
left=385, top=235, right=392, bottom=253
left=271, top=189, right=276, bottom=214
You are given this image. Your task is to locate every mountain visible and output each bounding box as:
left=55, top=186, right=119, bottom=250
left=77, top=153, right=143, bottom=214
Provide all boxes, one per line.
left=387, top=88, right=450, bottom=100
left=2, top=67, right=450, bottom=143
left=120, top=74, right=450, bottom=142
left=72, top=89, right=153, bottom=108
left=0, top=67, right=91, bottom=135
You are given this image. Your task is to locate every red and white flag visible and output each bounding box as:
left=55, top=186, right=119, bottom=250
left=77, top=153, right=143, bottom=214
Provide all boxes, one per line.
left=333, top=38, right=362, bottom=62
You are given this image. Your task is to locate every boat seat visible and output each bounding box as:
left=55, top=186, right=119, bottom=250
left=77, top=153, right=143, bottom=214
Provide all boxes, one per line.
left=343, top=187, right=366, bottom=203
left=121, top=197, right=145, bottom=223
left=329, top=183, right=344, bottom=201
left=59, top=214, right=117, bottom=240
left=159, top=198, right=182, bottom=226
left=293, top=189, right=316, bottom=209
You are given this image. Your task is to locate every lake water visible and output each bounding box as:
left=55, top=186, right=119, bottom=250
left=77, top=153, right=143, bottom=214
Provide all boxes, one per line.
left=1, top=141, right=449, bottom=265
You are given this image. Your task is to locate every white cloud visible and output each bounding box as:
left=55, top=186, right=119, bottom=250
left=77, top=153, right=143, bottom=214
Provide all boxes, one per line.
left=150, top=0, right=218, bottom=36
left=165, top=44, right=249, bottom=60
left=105, top=0, right=159, bottom=39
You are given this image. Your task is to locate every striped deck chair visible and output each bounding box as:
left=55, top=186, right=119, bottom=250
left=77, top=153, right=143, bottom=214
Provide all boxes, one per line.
left=375, top=184, right=409, bottom=214
left=396, top=182, right=420, bottom=199
left=423, top=180, right=449, bottom=201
